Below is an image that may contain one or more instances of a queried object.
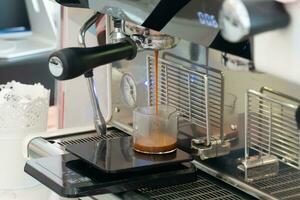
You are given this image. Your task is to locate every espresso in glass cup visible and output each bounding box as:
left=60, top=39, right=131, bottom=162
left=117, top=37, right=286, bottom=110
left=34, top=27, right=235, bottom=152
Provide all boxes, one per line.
left=133, top=105, right=177, bottom=154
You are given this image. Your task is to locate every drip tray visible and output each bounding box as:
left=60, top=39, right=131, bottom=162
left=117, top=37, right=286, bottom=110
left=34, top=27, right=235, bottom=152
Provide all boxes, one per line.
left=65, top=136, right=193, bottom=173
left=25, top=153, right=196, bottom=198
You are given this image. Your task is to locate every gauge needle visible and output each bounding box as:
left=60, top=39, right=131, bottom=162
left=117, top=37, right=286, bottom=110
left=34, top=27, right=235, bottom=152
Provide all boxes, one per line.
left=126, top=77, right=136, bottom=105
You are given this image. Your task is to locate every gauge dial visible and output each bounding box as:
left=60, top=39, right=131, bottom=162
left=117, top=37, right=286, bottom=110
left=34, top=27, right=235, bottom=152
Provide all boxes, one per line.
left=120, top=73, right=137, bottom=108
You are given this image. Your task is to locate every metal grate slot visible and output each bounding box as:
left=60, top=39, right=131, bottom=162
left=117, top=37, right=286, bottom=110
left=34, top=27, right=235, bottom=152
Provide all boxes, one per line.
left=245, top=89, right=300, bottom=169
left=57, top=130, right=126, bottom=147
left=146, top=55, right=224, bottom=145
left=138, top=174, right=246, bottom=200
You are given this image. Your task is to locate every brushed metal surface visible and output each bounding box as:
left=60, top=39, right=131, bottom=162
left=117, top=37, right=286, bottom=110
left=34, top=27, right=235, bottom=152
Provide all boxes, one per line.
left=87, top=0, right=220, bottom=47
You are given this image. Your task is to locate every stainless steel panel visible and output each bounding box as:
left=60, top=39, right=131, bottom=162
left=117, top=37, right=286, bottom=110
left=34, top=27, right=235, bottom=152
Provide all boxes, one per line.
left=88, top=0, right=220, bottom=47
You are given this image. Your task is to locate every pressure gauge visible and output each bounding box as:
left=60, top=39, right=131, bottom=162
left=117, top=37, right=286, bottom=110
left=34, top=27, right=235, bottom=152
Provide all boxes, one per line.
left=120, top=73, right=137, bottom=108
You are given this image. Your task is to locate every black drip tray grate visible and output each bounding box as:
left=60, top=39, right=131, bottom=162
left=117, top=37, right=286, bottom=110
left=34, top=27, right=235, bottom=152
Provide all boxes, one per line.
left=138, top=172, right=254, bottom=200
left=251, top=166, right=300, bottom=200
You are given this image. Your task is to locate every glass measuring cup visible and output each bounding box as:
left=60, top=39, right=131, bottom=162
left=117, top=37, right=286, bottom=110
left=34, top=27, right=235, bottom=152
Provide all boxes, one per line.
left=133, top=105, right=177, bottom=154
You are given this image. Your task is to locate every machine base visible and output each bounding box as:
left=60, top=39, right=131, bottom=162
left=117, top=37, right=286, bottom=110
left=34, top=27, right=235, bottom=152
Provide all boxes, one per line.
left=25, top=153, right=196, bottom=198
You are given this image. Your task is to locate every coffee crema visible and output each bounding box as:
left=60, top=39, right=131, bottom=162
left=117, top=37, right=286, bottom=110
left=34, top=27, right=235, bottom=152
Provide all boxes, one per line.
left=133, top=132, right=177, bottom=154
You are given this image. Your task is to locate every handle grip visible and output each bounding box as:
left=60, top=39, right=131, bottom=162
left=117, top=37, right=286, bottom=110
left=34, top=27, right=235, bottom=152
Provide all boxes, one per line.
left=49, top=39, right=137, bottom=80
left=245, top=0, right=290, bottom=35
left=296, top=106, right=300, bottom=130
left=220, top=0, right=290, bottom=42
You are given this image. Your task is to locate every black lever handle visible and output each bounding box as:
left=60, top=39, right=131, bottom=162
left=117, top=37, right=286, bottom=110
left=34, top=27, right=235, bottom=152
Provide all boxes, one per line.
left=296, top=106, right=300, bottom=130
left=48, top=39, right=137, bottom=80
left=219, top=0, right=290, bottom=42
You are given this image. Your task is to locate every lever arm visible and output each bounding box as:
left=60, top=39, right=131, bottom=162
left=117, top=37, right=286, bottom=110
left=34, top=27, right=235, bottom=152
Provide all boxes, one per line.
left=219, top=0, right=290, bottom=42
left=49, top=39, right=137, bottom=80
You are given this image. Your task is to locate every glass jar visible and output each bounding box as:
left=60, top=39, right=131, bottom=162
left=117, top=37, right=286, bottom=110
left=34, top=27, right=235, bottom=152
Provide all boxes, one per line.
left=133, top=105, right=177, bottom=154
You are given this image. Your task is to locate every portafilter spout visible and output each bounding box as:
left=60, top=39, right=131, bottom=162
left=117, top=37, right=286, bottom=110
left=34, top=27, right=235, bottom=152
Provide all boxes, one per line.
left=48, top=13, right=137, bottom=135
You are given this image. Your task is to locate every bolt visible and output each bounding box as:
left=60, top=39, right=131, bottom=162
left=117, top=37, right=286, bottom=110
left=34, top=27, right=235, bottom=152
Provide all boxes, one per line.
left=230, top=124, right=238, bottom=131
left=115, top=107, right=120, bottom=113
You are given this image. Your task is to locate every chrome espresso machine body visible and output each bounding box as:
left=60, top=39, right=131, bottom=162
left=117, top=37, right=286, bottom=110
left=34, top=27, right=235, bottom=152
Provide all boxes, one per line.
left=25, top=0, right=300, bottom=199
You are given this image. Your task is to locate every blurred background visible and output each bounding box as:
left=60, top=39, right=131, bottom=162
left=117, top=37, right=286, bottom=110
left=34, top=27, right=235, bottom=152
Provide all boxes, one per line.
left=0, top=1, right=70, bottom=199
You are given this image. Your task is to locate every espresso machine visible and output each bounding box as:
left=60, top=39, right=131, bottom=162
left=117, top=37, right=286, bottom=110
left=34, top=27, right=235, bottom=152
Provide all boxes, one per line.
left=25, top=0, right=300, bottom=199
